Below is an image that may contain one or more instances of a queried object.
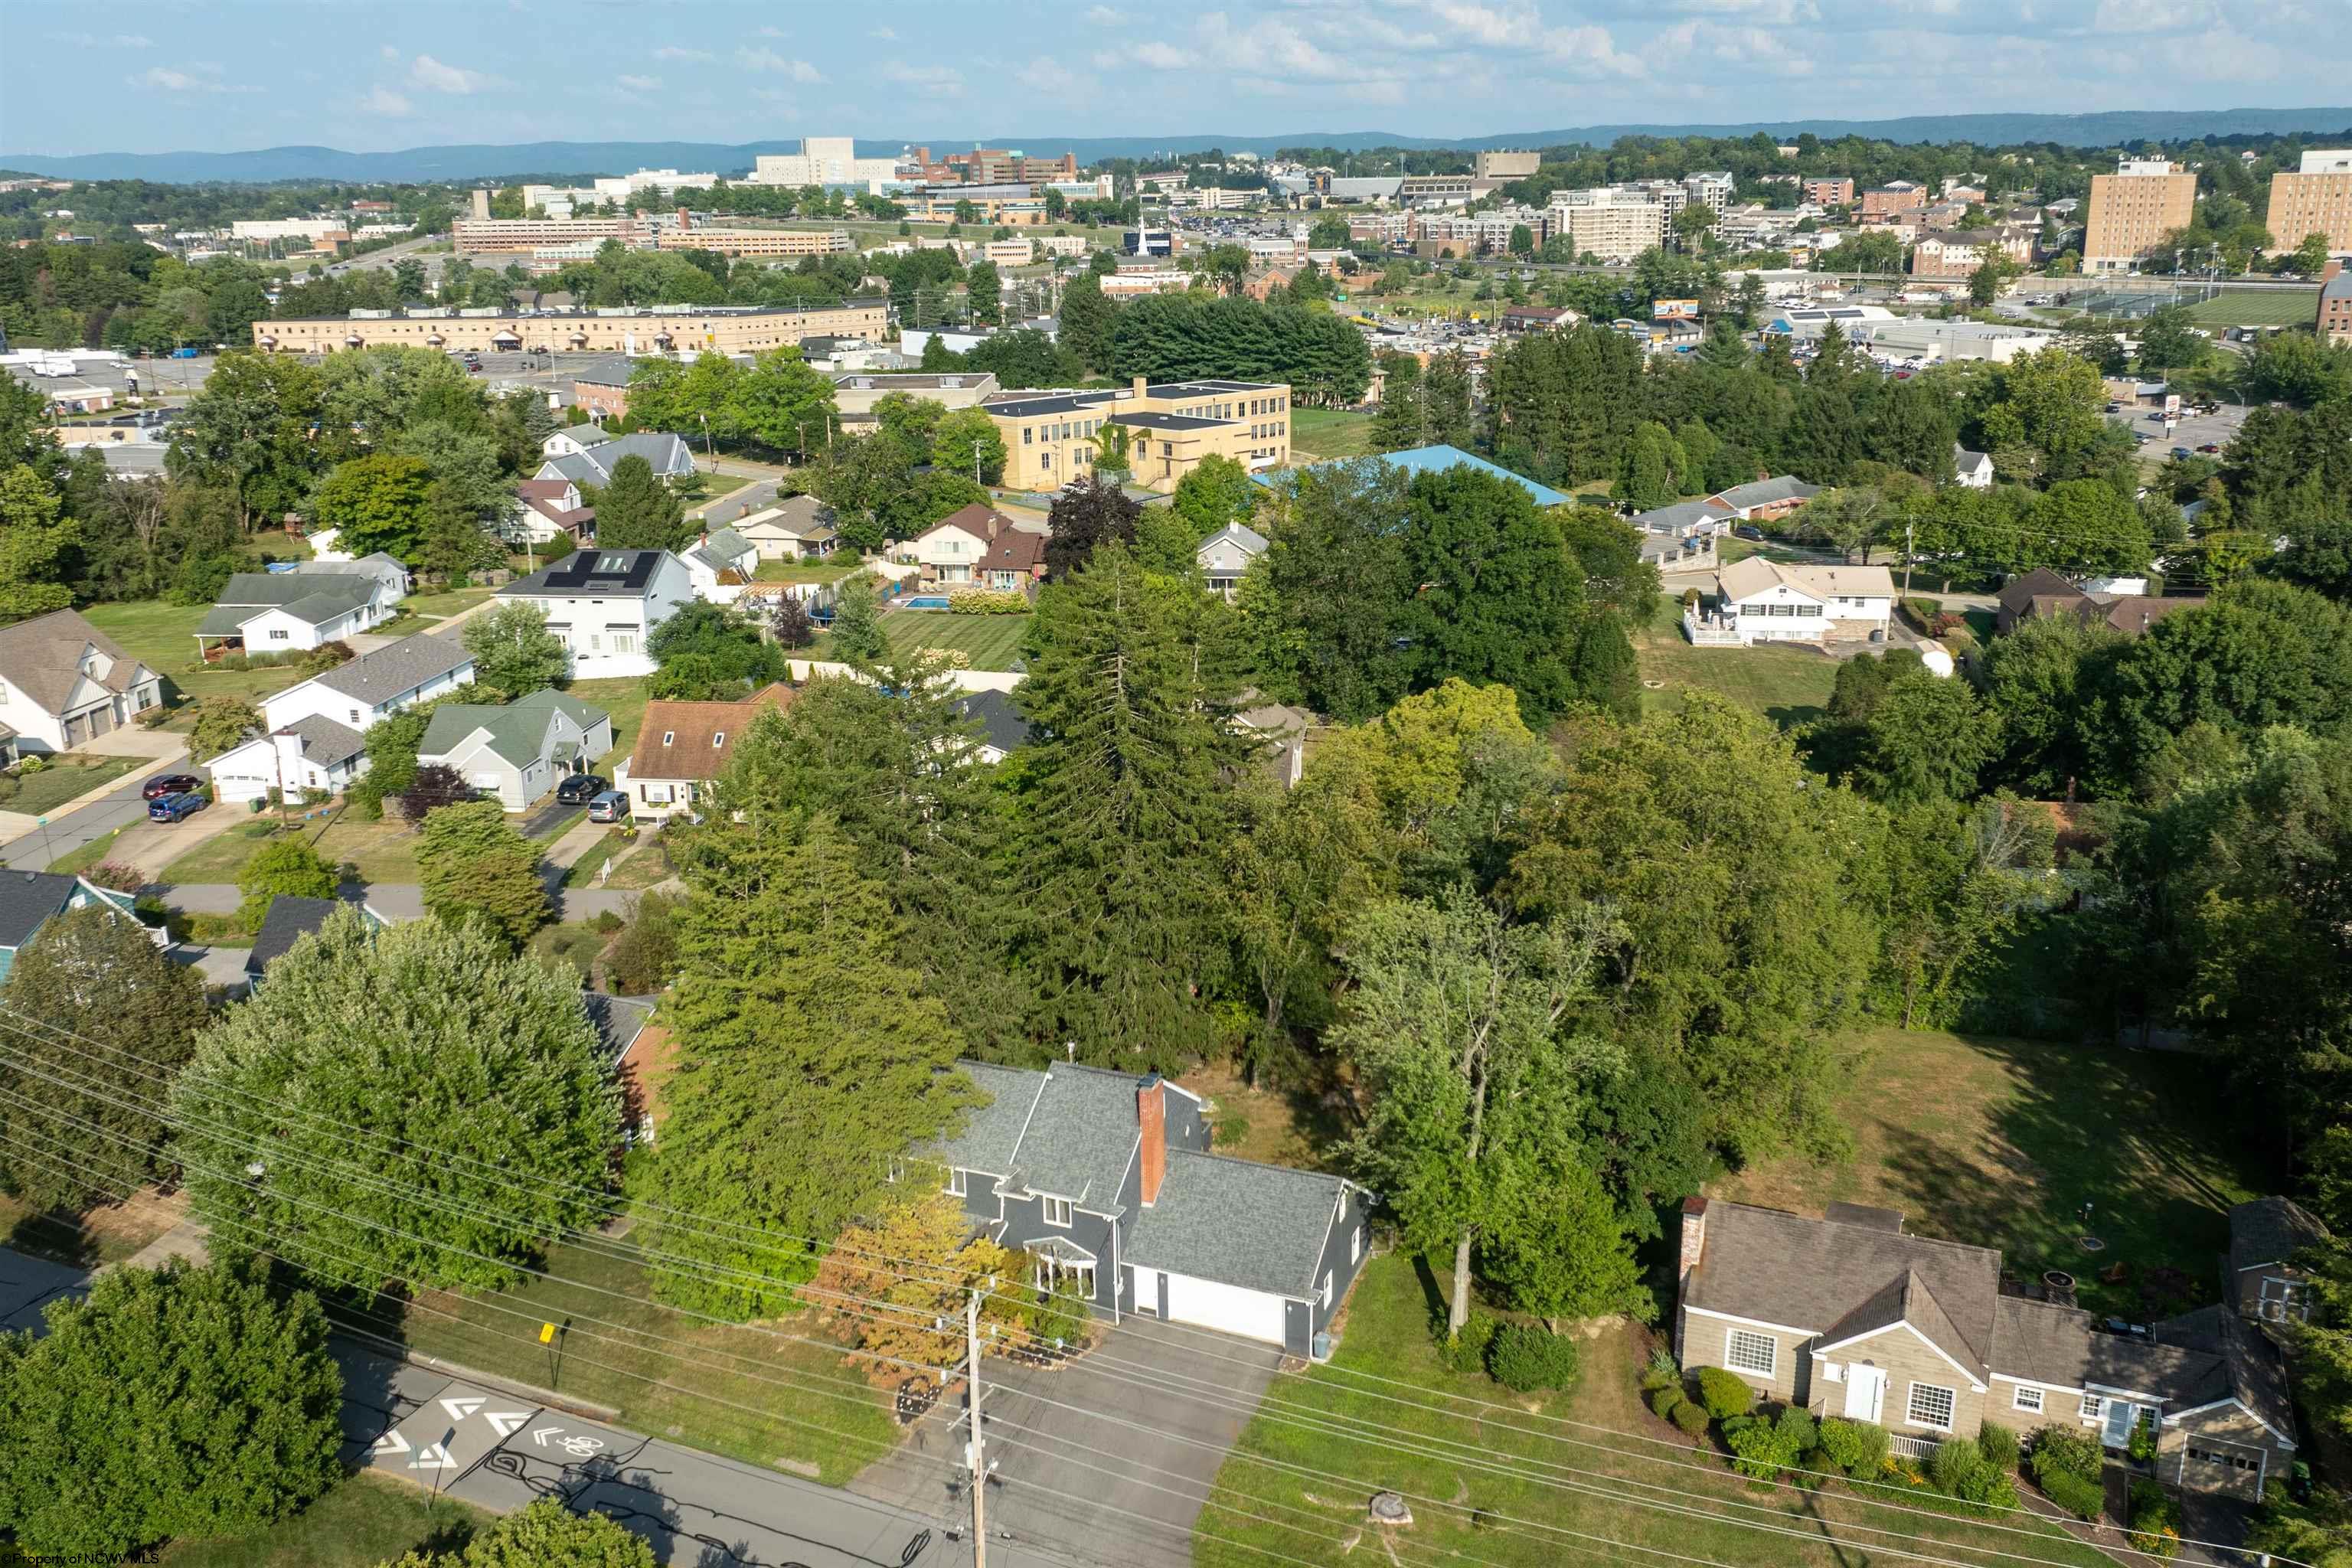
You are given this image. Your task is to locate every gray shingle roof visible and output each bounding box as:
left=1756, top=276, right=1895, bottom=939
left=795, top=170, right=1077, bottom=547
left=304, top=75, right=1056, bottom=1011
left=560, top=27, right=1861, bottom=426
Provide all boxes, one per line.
left=0, top=609, right=150, bottom=717
left=1635, top=500, right=1734, bottom=534
left=283, top=714, right=366, bottom=766
left=1684, top=1200, right=2001, bottom=1374
left=1006, top=1064, right=1148, bottom=1213
left=1129, top=1149, right=1347, bottom=1299
left=1992, top=1295, right=2294, bottom=1438
left=309, top=635, right=473, bottom=704
left=0, top=871, right=80, bottom=950
left=244, top=894, right=341, bottom=977
left=929, top=1061, right=1047, bottom=1178
left=2230, top=1197, right=2330, bottom=1275
left=215, top=571, right=377, bottom=612
left=955, top=690, right=1031, bottom=756
left=1710, top=475, right=1823, bottom=511
left=539, top=430, right=694, bottom=486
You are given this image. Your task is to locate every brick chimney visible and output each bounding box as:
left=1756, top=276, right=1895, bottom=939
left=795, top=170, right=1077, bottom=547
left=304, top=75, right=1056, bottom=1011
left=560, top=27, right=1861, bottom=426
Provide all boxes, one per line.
left=2324, top=258, right=2345, bottom=285
left=1674, top=1197, right=1708, bottom=1359
left=676, top=205, right=691, bottom=233
left=1136, top=1074, right=1167, bottom=1206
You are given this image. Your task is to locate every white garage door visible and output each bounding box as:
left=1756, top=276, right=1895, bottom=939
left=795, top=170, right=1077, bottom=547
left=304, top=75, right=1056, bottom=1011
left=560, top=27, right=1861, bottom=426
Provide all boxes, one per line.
left=1162, top=1269, right=1286, bottom=1346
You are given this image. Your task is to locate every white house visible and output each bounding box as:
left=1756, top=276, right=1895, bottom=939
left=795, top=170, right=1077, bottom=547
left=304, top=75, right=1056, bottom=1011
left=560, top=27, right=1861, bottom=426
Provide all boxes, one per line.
left=534, top=430, right=697, bottom=488
left=194, top=570, right=401, bottom=656
left=1952, top=445, right=1994, bottom=488
left=416, top=689, right=613, bottom=812
left=506, top=479, right=595, bottom=547
left=735, top=496, right=839, bottom=560
left=1700, top=556, right=1895, bottom=645
left=1197, top=522, right=1267, bottom=601
left=0, top=609, right=164, bottom=756
left=495, top=549, right=695, bottom=680
left=207, top=635, right=476, bottom=805
left=898, top=504, right=1020, bottom=585
left=682, top=528, right=759, bottom=600
left=541, top=423, right=610, bottom=459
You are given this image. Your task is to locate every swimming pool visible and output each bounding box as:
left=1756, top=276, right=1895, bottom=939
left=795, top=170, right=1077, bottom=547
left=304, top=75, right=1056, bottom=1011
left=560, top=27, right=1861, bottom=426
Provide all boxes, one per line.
left=902, top=595, right=952, bottom=609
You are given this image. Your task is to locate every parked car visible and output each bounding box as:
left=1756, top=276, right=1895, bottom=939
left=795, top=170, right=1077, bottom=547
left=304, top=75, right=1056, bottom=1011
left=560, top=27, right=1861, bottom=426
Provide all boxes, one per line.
left=555, top=773, right=609, bottom=805
left=141, top=773, right=203, bottom=800
left=2171, top=446, right=2192, bottom=459
left=146, top=791, right=206, bottom=823
left=587, top=790, right=630, bottom=823
left=1733, top=524, right=1766, bottom=542
left=2197, top=443, right=2222, bottom=453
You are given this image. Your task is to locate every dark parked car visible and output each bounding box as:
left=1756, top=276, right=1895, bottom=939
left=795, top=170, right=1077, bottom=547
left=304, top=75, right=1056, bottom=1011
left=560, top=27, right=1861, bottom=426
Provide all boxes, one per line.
left=587, top=790, right=630, bottom=824
left=146, top=792, right=206, bottom=823
left=1733, top=524, right=1766, bottom=542
left=2171, top=446, right=2192, bottom=459
left=554, top=773, right=608, bottom=805
left=2197, top=443, right=2222, bottom=453
left=142, top=772, right=203, bottom=800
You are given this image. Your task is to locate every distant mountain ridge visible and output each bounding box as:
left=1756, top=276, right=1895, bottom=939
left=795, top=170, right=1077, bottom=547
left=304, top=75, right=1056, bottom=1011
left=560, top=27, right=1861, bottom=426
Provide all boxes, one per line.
left=7, top=109, right=2350, bottom=184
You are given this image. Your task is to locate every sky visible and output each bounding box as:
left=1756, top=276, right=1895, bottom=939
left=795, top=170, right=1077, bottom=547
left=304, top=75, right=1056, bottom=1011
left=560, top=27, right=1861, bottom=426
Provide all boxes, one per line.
left=2, top=0, right=2347, bottom=156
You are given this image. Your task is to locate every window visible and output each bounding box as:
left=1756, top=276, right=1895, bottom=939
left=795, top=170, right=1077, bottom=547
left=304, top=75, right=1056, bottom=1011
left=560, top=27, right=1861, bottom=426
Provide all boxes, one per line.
left=1040, top=1195, right=1073, bottom=1227
left=2013, top=1385, right=2044, bottom=1413
left=645, top=784, right=673, bottom=804
left=349, top=709, right=361, bottom=724
left=712, top=731, right=726, bottom=748
left=270, top=629, right=290, bottom=641
left=1906, top=1383, right=1957, bottom=1431
left=2261, top=1276, right=2311, bottom=1322
left=1319, top=1272, right=1333, bottom=1310
left=1725, top=1329, right=1777, bottom=1377
left=2079, top=1393, right=2105, bottom=1424
left=1350, top=1224, right=1364, bottom=1265
left=662, top=731, right=675, bottom=745
left=946, top=1168, right=966, bottom=1197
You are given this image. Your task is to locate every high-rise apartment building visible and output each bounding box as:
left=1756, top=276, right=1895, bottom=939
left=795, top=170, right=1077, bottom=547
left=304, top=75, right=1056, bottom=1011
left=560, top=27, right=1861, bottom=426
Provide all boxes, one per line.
left=1475, top=150, right=1541, bottom=180
left=2265, top=149, right=2352, bottom=260
left=2084, top=158, right=2198, bottom=273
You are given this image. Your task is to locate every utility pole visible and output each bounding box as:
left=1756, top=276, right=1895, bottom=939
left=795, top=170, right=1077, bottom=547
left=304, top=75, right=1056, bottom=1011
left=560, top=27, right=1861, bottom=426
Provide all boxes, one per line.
left=1903, top=520, right=1915, bottom=602
left=966, top=1292, right=988, bottom=1568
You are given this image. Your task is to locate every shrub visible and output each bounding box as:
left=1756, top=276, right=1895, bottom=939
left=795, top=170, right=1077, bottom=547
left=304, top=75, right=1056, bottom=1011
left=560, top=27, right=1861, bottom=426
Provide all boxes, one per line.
left=2039, top=1468, right=2105, bottom=1521
left=0, top=775, right=16, bottom=802
left=603, top=891, right=679, bottom=995
left=1813, top=1416, right=1889, bottom=1478
left=593, top=909, right=625, bottom=935
left=1695, top=1366, right=1756, bottom=1422
left=1437, top=1312, right=1498, bottom=1376
left=946, top=588, right=1030, bottom=615
left=1487, top=1323, right=1580, bottom=1393
left=2029, top=1423, right=2103, bottom=1488
left=2127, top=1411, right=2158, bottom=1464
left=1900, top=595, right=1943, bottom=632
left=1641, top=1347, right=1679, bottom=1391
left=1651, top=1386, right=1684, bottom=1420
left=16, top=754, right=45, bottom=774
left=1670, top=1398, right=1710, bottom=1438
left=1976, top=1421, right=2020, bottom=1473
left=1931, top=1436, right=2016, bottom=1507
left=2128, top=1478, right=2180, bottom=1559
left=1727, top=1407, right=1812, bottom=1481
left=85, top=860, right=146, bottom=893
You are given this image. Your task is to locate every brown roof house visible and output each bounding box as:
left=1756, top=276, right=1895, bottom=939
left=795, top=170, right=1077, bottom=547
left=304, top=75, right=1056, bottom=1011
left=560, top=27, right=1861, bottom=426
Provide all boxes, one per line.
left=1675, top=1197, right=2299, bottom=1498
left=2229, top=1196, right=2331, bottom=1331
left=612, top=681, right=795, bottom=822
left=1994, top=567, right=2200, bottom=638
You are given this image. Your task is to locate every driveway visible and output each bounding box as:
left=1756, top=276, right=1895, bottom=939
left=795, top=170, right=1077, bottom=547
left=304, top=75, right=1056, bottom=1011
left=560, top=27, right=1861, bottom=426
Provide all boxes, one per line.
left=850, top=1315, right=1282, bottom=1568
left=697, top=477, right=778, bottom=527
left=0, top=749, right=191, bottom=871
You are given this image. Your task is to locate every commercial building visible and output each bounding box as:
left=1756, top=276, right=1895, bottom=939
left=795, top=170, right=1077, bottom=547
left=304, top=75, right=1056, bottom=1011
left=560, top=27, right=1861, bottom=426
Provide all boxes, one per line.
left=1684, top=171, right=1736, bottom=215
left=749, top=136, right=902, bottom=189
left=453, top=214, right=657, bottom=255
left=2321, top=261, right=2352, bottom=347
left=1803, top=177, right=1855, bottom=207
left=984, top=376, right=1292, bottom=495
left=909, top=148, right=1079, bottom=186
left=1910, top=230, right=2032, bottom=279
left=2265, top=150, right=2352, bottom=259
left=1548, top=194, right=1670, bottom=263
left=1860, top=181, right=1929, bottom=218
left=654, top=227, right=852, bottom=258
left=230, top=217, right=350, bottom=243
left=830, top=371, right=1001, bottom=421
left=520, top=169, right=718, bottom=215
left=250, top=301, right=890, bottom=357
left=1475, top=150, right=1540, bottom=181
left=2085, top=158, right=2198, bottom=273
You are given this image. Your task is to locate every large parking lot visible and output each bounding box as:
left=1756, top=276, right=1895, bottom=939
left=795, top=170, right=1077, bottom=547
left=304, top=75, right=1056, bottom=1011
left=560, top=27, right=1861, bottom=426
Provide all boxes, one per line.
left=2104, top=397, right=2252, bottom=460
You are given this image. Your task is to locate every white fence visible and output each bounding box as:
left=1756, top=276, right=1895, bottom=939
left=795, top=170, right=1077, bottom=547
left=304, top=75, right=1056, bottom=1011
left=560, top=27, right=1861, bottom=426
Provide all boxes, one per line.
left=786, top=658, right=1024, bottom=694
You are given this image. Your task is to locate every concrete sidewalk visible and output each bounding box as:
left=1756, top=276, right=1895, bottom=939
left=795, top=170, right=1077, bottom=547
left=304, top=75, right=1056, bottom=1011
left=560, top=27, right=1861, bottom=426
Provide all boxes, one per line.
left=158, top=881, right=648, bottom=924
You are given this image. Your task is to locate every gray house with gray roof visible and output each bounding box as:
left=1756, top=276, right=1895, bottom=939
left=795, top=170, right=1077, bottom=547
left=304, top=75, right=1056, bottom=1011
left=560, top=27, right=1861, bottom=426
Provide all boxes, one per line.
left=196, top=570, right=400, bottom=655
left=923, top=1060, right=1370, bottom=1357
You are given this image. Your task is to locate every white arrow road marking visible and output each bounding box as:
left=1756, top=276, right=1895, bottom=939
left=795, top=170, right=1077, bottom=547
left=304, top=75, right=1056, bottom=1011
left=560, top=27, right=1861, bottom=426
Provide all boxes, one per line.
left=439, top=1396, right=485, bottom=1422
left=486, top=1410, right=532, bottom=1438
left=531, top=1426, right=565, bottom=1447
left=408, top=1442, right=456, bottom=1471
left=371, top=1429, right=412, bottom=1457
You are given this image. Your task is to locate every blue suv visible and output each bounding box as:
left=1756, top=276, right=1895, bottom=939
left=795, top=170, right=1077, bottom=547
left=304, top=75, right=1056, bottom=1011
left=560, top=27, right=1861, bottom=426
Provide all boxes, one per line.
left=147, top=791, right=207, bottom=823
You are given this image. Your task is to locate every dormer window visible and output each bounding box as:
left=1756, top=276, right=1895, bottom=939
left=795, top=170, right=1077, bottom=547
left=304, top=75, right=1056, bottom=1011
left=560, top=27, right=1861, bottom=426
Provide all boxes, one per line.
left=662, top=731, right=675, bottom=745
left=711, top=731, right=725, bottom=747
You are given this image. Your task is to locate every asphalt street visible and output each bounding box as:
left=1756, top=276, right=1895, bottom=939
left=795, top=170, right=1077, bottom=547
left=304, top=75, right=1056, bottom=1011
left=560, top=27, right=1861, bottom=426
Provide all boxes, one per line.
left=0, top=1246, right=1090, bottom=1568
left=0, top=750, right=190, bottom=871
left=157, top=880, right=652, bottom=923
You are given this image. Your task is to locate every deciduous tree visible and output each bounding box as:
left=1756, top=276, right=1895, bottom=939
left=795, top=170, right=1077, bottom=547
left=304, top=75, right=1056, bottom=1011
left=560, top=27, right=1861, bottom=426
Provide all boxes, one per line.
left=236, top=835, right=338, bottom=928
left=461, top=599, right=567, bottom=697
left=416, top=799, right=547, bottom=944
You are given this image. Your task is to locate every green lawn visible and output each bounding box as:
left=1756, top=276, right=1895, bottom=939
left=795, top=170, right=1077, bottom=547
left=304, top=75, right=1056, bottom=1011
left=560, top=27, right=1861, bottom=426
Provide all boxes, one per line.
left=1632, top=612, right=1841, bottom=730
left=564, top=830, right=672, bottom=890
left=1288, top=408, right=1375, bottom=461
left=308, top=814, right=424, bottom=884
left=162, top=1472, right=491, bottom=1568
left=46, top=826, right=122, bottom=876
left=687, top=472, right=753, bottom=514
left=2182, top=288, right=2321, bottom=328
left=568, top=676, right=651, bottom=772
left=1716, top=1027, right=2268, bottom=1319
left=872, top=609, right=1032, bottom=672
left=1, top=753, right=145, bottom=815
left=162, top=818, right=282, bottom=884
left=81, top=601, right=313, bottom=709
left=400, top=585, right=496, bottom=621
left=753, top=557, right=864, bottom=585
left=392, top=1239, right=900, bottom=1483
left=529, top=920, right=609, bottom=983
left=1199, top=1253, right=2113, bottom=1568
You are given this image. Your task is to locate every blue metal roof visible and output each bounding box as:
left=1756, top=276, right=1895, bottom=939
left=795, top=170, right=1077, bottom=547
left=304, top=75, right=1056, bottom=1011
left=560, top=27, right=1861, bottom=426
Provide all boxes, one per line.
left=1253, top=443, right=1570, bottom=508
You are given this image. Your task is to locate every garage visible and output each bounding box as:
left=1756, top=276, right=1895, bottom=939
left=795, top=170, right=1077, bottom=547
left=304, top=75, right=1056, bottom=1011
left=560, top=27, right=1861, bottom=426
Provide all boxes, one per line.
left=1161, top=1268, right=1288, bottom=1346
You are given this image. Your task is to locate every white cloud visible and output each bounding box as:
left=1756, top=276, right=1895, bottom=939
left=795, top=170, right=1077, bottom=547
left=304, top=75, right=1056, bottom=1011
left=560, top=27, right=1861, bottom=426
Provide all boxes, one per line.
left=616, top=74, right=662, bottom=92
left=380, top=43, right=399, bottom=60
left=359, top=85, right=414, bottom=116
left=737, top=46, right=825, bottom=82
left=1539, top=22, right=1646, bottom=77
left=51, top=31, right=96, bottom=45
left=758, top=24, right=787, bottom=36
left=1084, top=4, right=1128, bottom=20
left=1018, top=55, right=1080, bottom=94
left=655, top=44, right=714, bottom=61
left=751, top=87, right=796, bottom=104
left=129, top=66, right=261, bottom=94
left=409, top=54, right=505, bottom=93
left=1114, top=40, right=1191, bottom=69
left=115, top=33, right=153, bottom=47
left=871, top=25, right=897, bottom=38
left=884, top=63, right=965, bottom=96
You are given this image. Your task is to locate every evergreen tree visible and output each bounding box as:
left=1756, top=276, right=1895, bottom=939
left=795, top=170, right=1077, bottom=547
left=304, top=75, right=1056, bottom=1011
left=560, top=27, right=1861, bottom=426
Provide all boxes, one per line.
left=1014, top=544, right=1247, bottom=1064
left=642, top=816, right=978, bottom=1317
left=1369, top=351, right=1426, bottom=453
left=589, top=454, right=690, bottom=553
left=827, top=570, right=887, bottom=669
left=0, top=906, right=208, bottom=1211
left=1421, top=348, right=1475, bottom=449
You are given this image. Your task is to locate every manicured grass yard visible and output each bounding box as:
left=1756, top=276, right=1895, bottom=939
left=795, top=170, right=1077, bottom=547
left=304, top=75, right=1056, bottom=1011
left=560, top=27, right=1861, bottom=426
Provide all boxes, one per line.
left=81, top=601, right=313, bottom=709
left=753, top=557, right=864, bottom=585
left=400, top=584, right=496, bottom=621
left=687, top=472, right=753, bottom=513
left=161, top=818, right=282, bottom=884
left=0, top=1184, right=184, bottom=1269
left=1632, top=611, right=1841, bottom=730
left=307, top=813, right=426, bottom=885
left=391, top=1239, right=900, bottom=1483
left=564, top=830, right=673, bottom=890
left=1288, top=408, right=1375, bottom=461
left=569, top=677, right=652, bottom=773
left=2183, top=287, right=2321, bottom=328
left=1714, top=1027, right=2268, bottom=1318
left=875, top=609, right=1033, bottom=672
left=1, top=753, right=145, bottom=815
left=162, top=1472, right=491, bottom=1568
left=1198, top=1252, right=2112, bottom=1568
left=45, top=826, right=123, bottom=875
